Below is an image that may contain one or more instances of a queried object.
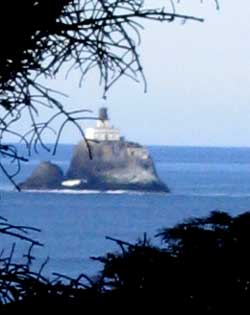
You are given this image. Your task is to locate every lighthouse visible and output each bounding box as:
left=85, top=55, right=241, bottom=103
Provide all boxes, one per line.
left=85, top=107, right=121, bottom=141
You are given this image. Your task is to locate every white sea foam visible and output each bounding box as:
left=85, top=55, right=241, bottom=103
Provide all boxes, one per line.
left=172, top=192, right=250, bottom=198
left=21, top=189, right=154, bottom=195
left=23, top=189, right=102, bottom=194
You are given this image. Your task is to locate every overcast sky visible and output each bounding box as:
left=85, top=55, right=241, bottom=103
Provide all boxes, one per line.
left=11, top=0, right=250, bottom=146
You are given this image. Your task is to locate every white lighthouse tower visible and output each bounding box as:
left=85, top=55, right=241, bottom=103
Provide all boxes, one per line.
left=85, top=107, right=121, bottom=141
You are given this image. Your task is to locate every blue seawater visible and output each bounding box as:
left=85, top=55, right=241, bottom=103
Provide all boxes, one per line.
left=1, top=145, right=250, bottom=277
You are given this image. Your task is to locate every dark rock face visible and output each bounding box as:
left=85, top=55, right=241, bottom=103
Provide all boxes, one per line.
left=66, top=140, right=168, bottom=192
left=19, top=161, right=64, bottom=190
left=20, top=140, right=169, bottom=192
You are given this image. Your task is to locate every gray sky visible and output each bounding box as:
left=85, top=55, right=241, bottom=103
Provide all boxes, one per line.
left=10, top=0, right=250, bottom=146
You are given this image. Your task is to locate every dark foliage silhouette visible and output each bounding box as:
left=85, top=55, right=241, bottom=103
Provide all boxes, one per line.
left=1, top=211, right=250, bottom=313
left=92, top=211, right=250, bottom=313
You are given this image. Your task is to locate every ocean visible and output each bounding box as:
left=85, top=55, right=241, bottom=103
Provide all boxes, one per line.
left=1, top=145, right=250, bottom=278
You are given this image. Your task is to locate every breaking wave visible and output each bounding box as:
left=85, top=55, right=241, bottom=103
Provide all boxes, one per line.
left=21, top=189, right=156, bottom=195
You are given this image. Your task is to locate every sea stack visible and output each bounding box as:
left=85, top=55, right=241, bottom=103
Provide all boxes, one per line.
left=20, top=107, right=169, bottom=192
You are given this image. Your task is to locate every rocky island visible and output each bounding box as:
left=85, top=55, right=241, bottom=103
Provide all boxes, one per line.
left=20, top=108, right=169, bottom=193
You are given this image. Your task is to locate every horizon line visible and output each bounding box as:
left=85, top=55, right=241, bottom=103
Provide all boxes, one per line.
left=4, top=141, right=250, bottom=150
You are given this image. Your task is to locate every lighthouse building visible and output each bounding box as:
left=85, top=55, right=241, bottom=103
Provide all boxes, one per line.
left=85, top=107, right=121, bottom=141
